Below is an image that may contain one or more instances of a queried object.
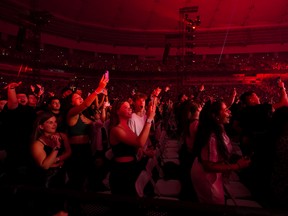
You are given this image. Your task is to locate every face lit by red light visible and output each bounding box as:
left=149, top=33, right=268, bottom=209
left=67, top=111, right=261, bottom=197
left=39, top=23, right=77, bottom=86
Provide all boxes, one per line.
left=71, top=93, right=84, bottom=106
left=28, top=94, right=38, bottom=107
left=17, top=93, right=28, bottom=106
left=118, top=101, right=132, bottom=118
left=39, top=116, right=57, bottom=135
left=217, top=102, right=231, bottom=125
left=49, top=99, right=61, bottom=111
left=134, top=98, right=146, bottom=112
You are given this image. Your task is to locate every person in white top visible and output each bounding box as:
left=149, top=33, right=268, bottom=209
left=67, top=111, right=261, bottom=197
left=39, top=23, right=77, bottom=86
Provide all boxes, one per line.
left=191, top=100, right=251, bottom=205
left=128, top=92, right=155, bottom=161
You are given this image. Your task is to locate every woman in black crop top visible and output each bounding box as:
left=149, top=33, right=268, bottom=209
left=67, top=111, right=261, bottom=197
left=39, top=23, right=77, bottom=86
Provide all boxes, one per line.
left=109, top=99, right=156, bottom=196
left=65, top=74, right=108, bottom=192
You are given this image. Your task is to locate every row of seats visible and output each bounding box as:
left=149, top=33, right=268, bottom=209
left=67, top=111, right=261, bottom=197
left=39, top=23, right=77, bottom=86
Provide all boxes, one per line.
left=101, top=129, right=263, bottom=208
left=135, top=130, right=182, bottom=199
left=224, top=142, right=262, bottom=208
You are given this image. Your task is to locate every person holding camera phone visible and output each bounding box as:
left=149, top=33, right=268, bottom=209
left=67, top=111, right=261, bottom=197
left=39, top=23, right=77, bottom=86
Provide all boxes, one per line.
left=191, top=99, right=251, bottom=205
left=108, top=98, right=156, bottom=196
left=65, top=74, right=109, bottom=191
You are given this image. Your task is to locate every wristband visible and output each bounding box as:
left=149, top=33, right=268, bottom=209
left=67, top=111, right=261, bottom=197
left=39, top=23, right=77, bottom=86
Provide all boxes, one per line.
left=146, top=118, right=153, bottom=124
left=94, top=90, right=99, bottom=94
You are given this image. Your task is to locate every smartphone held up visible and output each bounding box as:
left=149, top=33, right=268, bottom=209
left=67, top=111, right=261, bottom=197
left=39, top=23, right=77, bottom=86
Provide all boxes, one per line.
left=105, top=70, right=109, bottom=80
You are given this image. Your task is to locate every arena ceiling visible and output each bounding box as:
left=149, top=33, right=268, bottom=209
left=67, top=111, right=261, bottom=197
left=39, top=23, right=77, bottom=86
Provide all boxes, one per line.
left=1, top=0, right=288, bottom=47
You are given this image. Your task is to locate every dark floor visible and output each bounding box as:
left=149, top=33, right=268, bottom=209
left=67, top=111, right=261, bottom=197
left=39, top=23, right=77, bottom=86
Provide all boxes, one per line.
left=0, top=184, right=286, bottom=216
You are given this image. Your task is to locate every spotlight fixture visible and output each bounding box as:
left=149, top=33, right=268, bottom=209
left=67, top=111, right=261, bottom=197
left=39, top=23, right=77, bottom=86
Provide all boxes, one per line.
left=179, top=7, right=200, bottom=66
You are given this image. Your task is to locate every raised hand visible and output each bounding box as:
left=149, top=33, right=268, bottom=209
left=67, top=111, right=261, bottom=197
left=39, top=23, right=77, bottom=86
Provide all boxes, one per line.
left=96, top=74, right=109, bottom=93
left=4, top=81, right=22, bottom=90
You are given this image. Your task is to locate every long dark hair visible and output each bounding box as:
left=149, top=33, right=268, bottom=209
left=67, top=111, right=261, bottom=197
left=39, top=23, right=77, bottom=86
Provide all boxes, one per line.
left=108, top=100, right=125, bottom=131
left=193, top=100, right=230, bottom=162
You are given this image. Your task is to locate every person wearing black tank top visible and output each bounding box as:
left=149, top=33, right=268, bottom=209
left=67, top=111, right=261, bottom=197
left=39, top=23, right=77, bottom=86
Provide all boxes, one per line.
left=108, top=99, right=156, bottom=196
left=30, top=111, right=71, bottom=216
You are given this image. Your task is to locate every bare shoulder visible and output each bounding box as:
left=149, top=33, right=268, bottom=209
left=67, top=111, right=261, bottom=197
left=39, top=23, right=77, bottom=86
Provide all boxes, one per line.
left=110, top=125, right=126, bottom=135
left=66, top=112, right=79, bottom=125
left=31, top=140, right=44, bottom=150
